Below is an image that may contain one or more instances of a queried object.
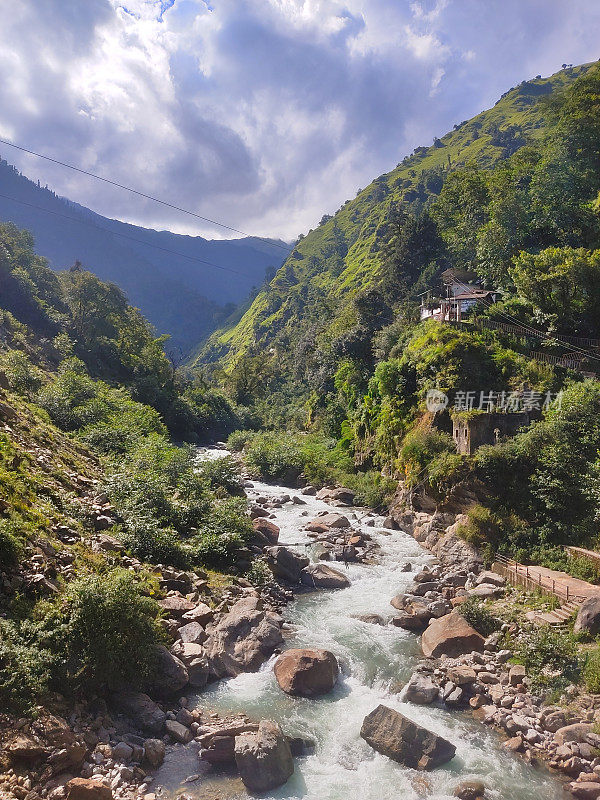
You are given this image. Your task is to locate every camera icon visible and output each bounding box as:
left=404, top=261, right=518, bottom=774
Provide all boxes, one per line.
left=426, top=389, right=449, bottom=413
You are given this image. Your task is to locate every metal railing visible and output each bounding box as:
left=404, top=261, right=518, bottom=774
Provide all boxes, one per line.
left=477, top=318, right=600, bottom=349
left=492, top=554, right=586, bottom=604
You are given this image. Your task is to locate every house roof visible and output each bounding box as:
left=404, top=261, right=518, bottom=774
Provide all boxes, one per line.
left=454, top=289, right=497, bottom=301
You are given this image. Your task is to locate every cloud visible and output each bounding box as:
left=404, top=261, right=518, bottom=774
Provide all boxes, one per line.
left=0, top=0, right=599, bottom=240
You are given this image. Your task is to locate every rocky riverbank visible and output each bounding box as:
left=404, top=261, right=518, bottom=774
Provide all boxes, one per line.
left=390, top=498, right=600, bottom=799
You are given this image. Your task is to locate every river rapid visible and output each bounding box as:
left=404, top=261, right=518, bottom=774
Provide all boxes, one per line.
left=155, top=448, right=564, bottom=800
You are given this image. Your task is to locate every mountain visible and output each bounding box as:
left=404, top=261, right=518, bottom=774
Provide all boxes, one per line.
left=0, top=159, right=289, bottom=355
left=198, top=63, right=593, bottom=374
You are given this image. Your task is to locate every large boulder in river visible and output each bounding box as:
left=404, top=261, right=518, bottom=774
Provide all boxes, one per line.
left=421, top=610, right=485, bottom=659
left=306, top=513, right=350, bottom=532
left=574, top=596, right=600, bottom=636
left=234, top=720, right=294, bottom=793
left=360, top=705, right=456, bottom=770
left=274, top=648, right=339, bottom=697
left=204, top=595, right=283, bottom=678
left=265, top=546, right=309, bottom=583
left=300, top=563, right=350, bottom=589
left=252, top=518, right=280, bottom=545
left=112, top=692, right=166, bottom=734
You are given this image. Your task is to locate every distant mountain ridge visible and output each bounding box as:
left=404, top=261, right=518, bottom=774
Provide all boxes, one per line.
left=0, top=158, right=289, bottom=355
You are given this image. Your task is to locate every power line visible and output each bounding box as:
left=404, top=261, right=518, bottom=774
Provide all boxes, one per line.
left=0, top=137, right=291, bottom=252
left=0, top=191, right=258, bottom=279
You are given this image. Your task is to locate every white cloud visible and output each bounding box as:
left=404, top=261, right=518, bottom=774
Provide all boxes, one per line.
left=0, top=0, right=599, bottom=241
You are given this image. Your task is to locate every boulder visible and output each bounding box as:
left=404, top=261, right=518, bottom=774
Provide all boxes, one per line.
left=274, top=649, right=339, bottom=697
left=402, top=674, right=439, bottom=705
left=453, top=780, right=486, bottom=799
left=447, top=666, right=477, bottom=686
left=181, top=602, right=213, bottom=626
left=252, top=518, right=280, bottom=545
left=177, top=621, right=207, bottom=645
left=65, top=779, right=112, bottom=800
left=234, top=720, right=294, bottom=793
left=554, top=723, right=593, bottom=745
left=475, top=571, right=505, bottom=587
left=265, top=546, right=310, bottom=583
left=574, top=596, right=600, bottom=636
left=112, top=692, right=166, bottom=734
left=327, top=487, right=355, bottom=505
left=392, top=609, right=431, bottom=631
left=300, top=563, right=350, bottom=589
left=6, top=735, right=46, bottom=763
left=143, top=739, right=165, bottom=768
left=354, top=614, right=385, bottom=625
left=569, top=782, right=600, bottom=799
left=149, top=645, right=189, bottom=695
left=165, top=720, right=193, bottom=744
left=360, top=705, right=456, bottom=770
left=421, top=610, right=485, bottom=659
left=306, top=513, right=350, bottom=531
left=157, top=595, right=195, bottom=618
left=204, top=595, right=283, bottom=678
left=170, top=642, right=209, bottom=688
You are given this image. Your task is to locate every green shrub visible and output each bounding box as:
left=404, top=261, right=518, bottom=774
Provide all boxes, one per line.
left=0, top=619, right=52, bottom=713
left=246, top=557, right=271, bottom=587
left=121, top=522, right=188, bottom=568
left=0, top=521, right=23, bottom=571
left=65, top=571, right=162, bottom=691
left=187, top=497, right=253, bottom=571
left=244, top=431, right=304, bottom=482
left=227, top=429, right=256, bottom=451
left=584, top=648, right=600, bottom=693
left=2, top=351, right=43, bottom=398
left=342, top=470, right=396, bottom=509
left=514, top=626, right=580, bottom=691
left=398, top=428, right=455, bottom=487
left=198, top=455, right=244, bottom=495
left=458, top=597, right=501, bottom=636
left=456, top=504, right=504, bottom=548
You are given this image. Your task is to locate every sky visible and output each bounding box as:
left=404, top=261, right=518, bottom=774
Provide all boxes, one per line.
left=0, top=0, right=599, bottom=242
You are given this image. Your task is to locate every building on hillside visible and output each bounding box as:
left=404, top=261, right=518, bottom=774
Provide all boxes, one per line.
left=419, top=268, right=499, bottom=322
left=452, top=411, right=535, bottom=455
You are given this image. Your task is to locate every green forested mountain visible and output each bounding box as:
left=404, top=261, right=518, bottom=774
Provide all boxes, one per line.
left=199, top=63, right=597, bottom=399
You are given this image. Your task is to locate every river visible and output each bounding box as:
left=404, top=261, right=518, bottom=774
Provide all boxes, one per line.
left=155, top=449, right=564, bottom=800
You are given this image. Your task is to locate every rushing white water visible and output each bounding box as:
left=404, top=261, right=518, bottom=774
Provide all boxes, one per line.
left=157, top=449, right=564, bottom=800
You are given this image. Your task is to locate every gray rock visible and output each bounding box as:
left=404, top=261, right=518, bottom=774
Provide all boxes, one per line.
left=360, top=705, right=456, bottom=770
left=265, top=546, right=309, bottom=583
left=112, top=692, right=166, bottom=734
left=165, top=720, right=192, bottom=744
left=150, top=646, right=189, bottom=695
left=111, top=742, right=133, bottom=763
left=403, top=674, right=439, bottom=705
left=234, top=720, right=294, bottom=793
left=204, top=596, right=283, bottom=678
left=143, top=739, right=165, bottom=768
left=300, top=563, right=350, bottom=589
left=177, top=621, right=207, bottom=645
left=574, top=596, right=600, bottom=636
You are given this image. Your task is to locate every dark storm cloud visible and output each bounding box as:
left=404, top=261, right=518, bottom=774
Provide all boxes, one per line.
left=0, top=0, right=598, bottom=239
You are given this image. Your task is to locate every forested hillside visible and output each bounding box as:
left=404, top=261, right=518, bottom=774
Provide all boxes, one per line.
left=0, top=159, right=288, bottom=355
left=199, top=61, right=600, bottom=569
left=200, top=63, right=594, bottom=391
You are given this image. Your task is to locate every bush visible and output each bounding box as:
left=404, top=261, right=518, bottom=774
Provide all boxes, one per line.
left=0, top=619, right=52, bottom=712
left=198, top=455, right=244, bottom=496
left=65, top=571, right=162, bottom=691
left=244, top=432, right=304, bottom=482
left=514, top=626, right=580, bottom=691
left=584, top=648, right=600, bottom=693
left=187, top=497, right=253, bottom=571
left=0, top=521, right=23, bottom=571
left=120, top=522, right=188, bottom=568
left=456, top=504, right=503, bottom=548
left=246, top=557, right=271, bottom=587
left=342, top=470, right=396, bottom=509
left=2, top=351, right=43, bottom=398
left=398, top=428, right=455, bottom=487
left=227, top=429, right=256, bottom=452
left=458, top=598, right=501, bottom=636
